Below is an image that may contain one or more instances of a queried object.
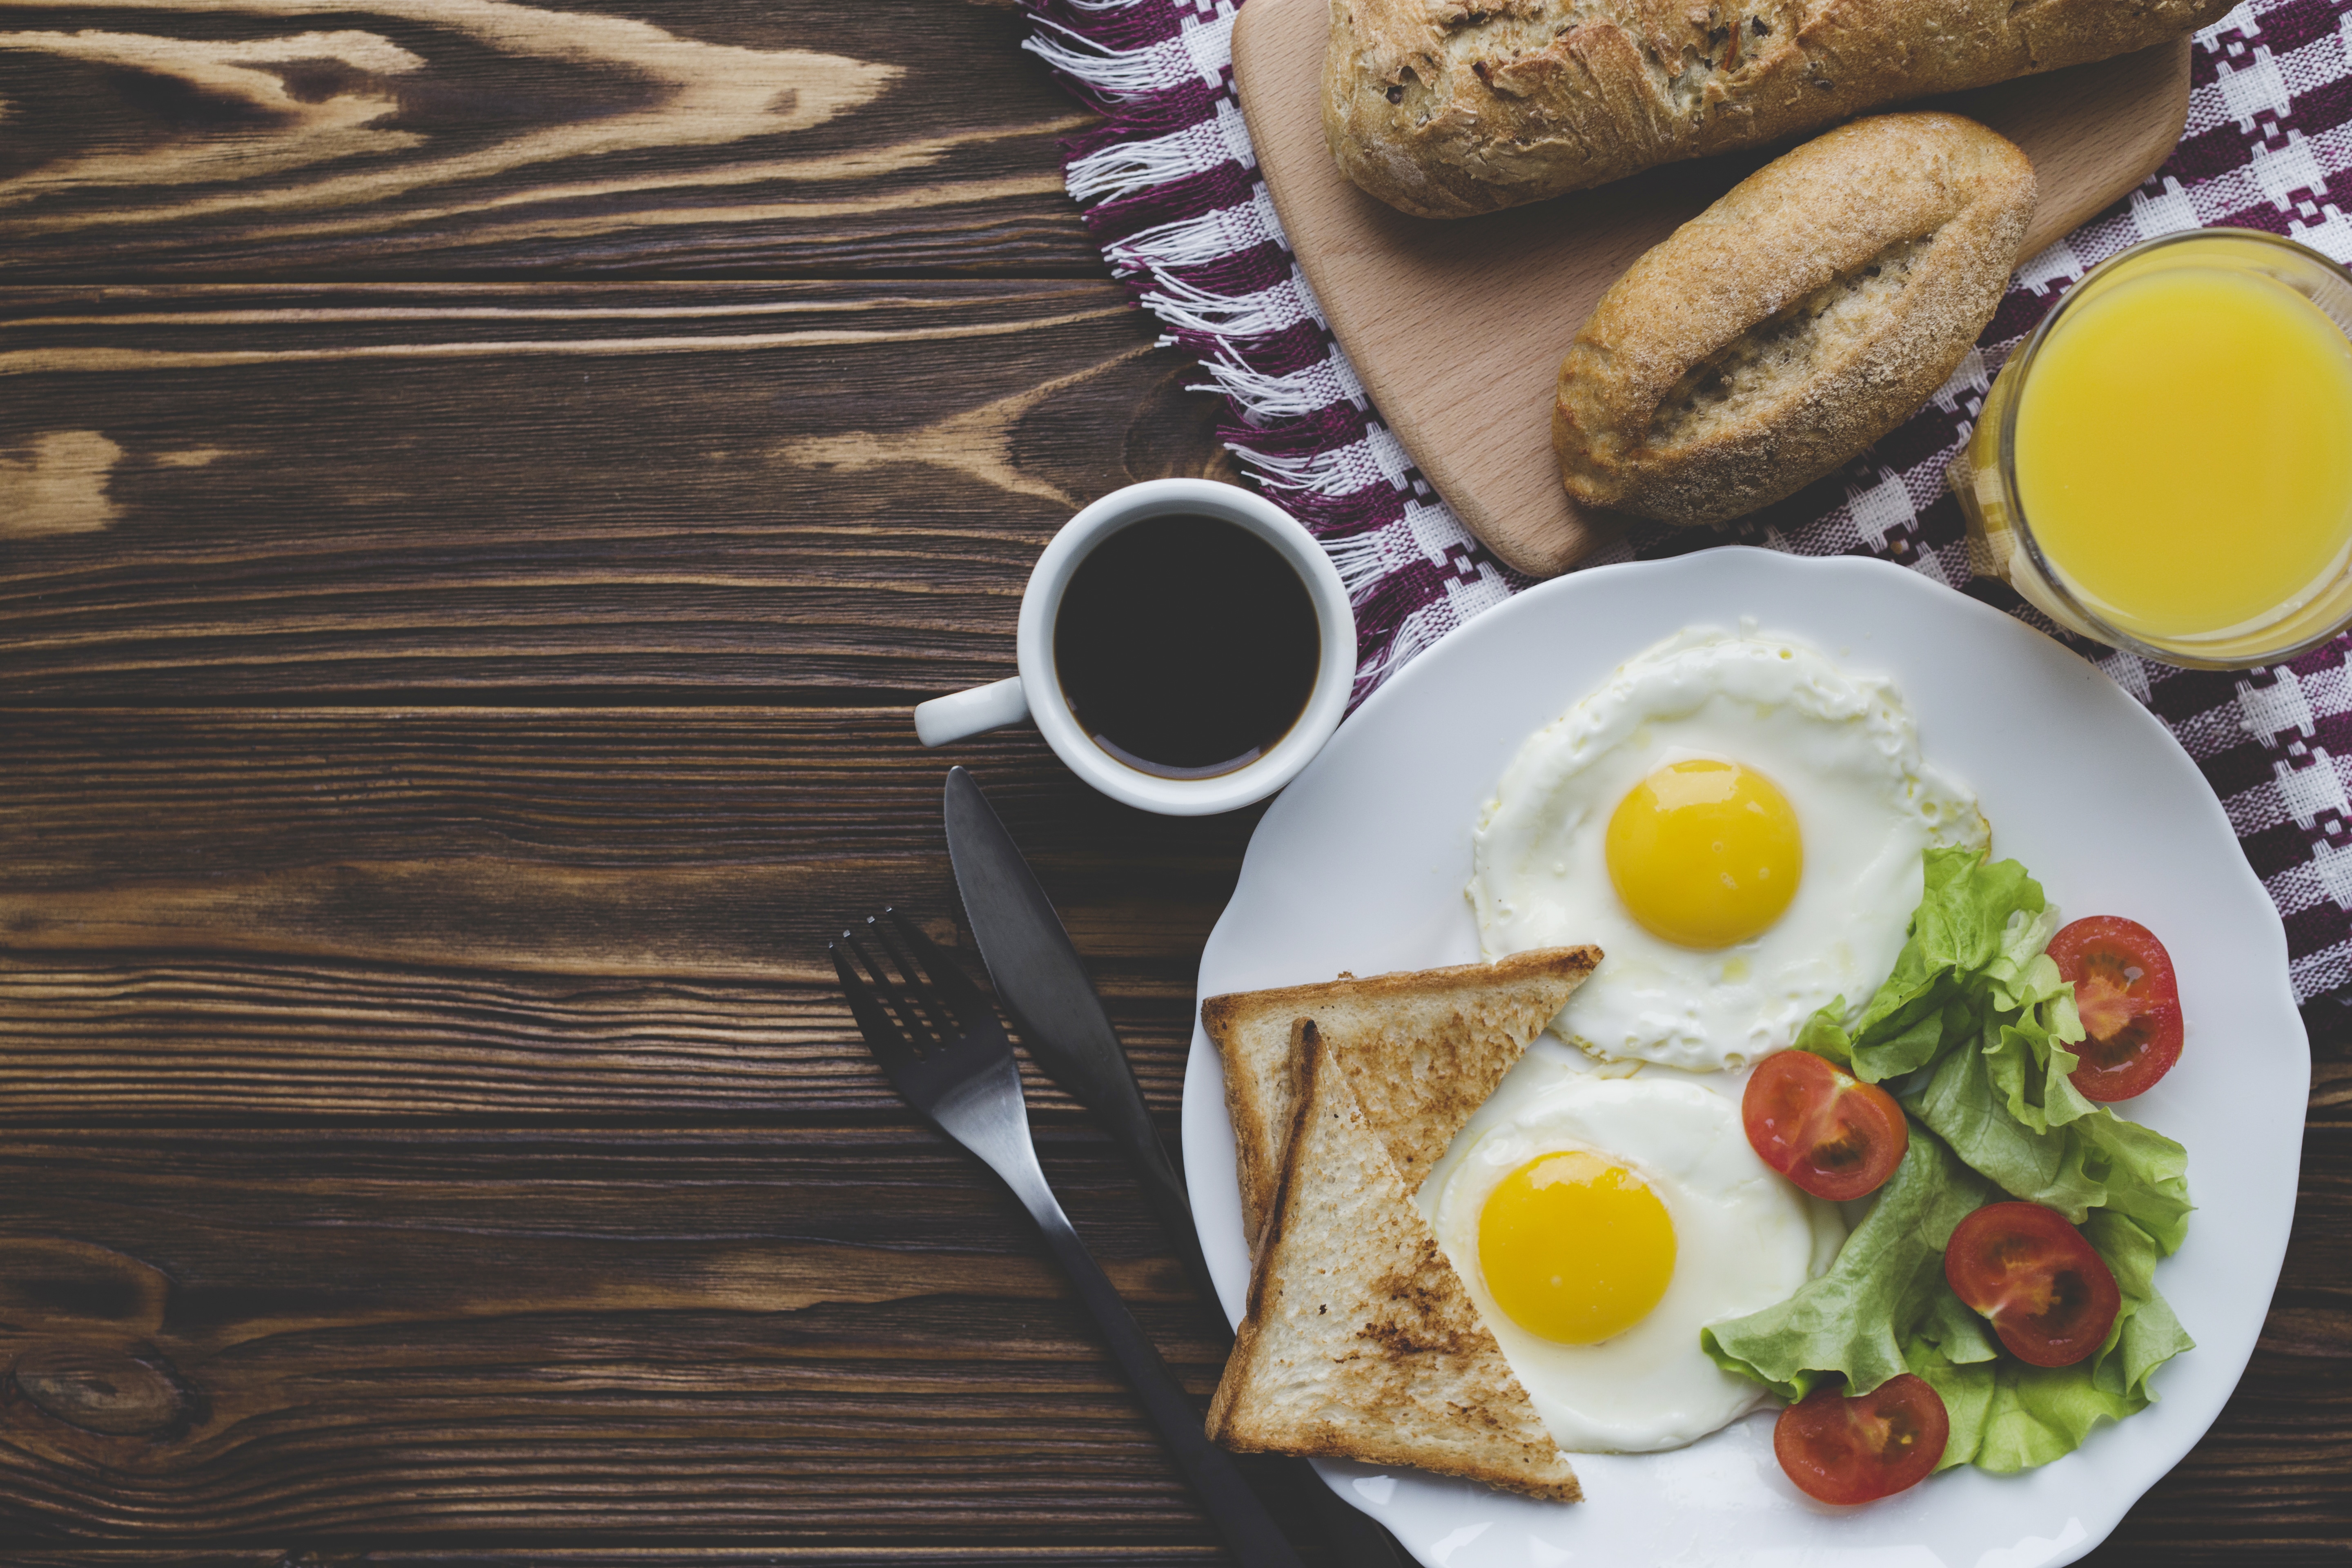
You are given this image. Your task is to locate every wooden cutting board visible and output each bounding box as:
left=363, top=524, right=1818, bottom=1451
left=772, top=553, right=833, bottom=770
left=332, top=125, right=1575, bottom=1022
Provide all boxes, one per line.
left=1230, top=0, right=2192, bottom=577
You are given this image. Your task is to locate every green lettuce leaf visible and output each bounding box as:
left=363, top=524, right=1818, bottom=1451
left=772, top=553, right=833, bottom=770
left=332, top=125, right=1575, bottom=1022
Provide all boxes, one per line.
left=1844, top=849, right=2050, bottom=1085
left=1792, top=1000, right=1856, bottom=1068
left=1908, top=1038, right=2106, bottom=1218
left=1711, top=1138, right=2195, bottom=1477
left=1902, top=1336, right=1995, bottom=1472
left=2077, top=1113, right=2195, bottom=1256
left=1966, top=1359, right=2141, bottom=1474
left=2082, top=1208, right=2197, bottom=1403
left=1905, top=1047, right=2192, bottom=1249
left=1980, top=952, right=2096, bottom=1135
left=1711, top=844, right=2196, bottom=1478
left=1702, top=1129, right=1991, bottom=1402
left=1906, top=1208, right=2194, bottom=1474
left=1806, top=844, right=2193, bottom=1252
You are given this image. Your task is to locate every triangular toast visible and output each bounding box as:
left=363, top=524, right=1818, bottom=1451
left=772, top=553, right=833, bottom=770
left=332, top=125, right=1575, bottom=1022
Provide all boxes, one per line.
left=1201, top=947, right=1600, bottom=1241
left=1205, top=1021, right=1582, bottom=1501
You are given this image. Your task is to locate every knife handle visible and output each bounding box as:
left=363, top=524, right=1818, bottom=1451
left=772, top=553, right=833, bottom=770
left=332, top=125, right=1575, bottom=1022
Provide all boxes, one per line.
left=992, top=1152, right=1308, bottom=1568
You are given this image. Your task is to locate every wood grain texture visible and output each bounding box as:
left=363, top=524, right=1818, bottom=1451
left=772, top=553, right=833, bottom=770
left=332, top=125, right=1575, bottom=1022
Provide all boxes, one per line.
left=1233, top=0, right=2191, bottom=577
left=0, top=282, right=1239, bottom=702
left=0, top=1121, right=2336, bottom=1550
left=0, top=708, right=1251, bottom=1123
left=2, top=0, right=2346, bottom=1561
left=0, top=1126, right=1245, bottom=1542
left=0, top=0, right=1100, bottom=280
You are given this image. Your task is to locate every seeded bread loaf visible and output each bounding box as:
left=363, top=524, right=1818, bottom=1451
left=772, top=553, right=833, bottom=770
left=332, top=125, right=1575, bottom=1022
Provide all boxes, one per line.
left=1323, top=0, right=2223, bottom=218
left=1552, top=112, right=2034, bottom=525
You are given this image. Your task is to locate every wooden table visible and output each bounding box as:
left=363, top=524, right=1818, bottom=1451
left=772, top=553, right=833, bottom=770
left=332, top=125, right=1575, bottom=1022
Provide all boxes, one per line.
left=0, top=2, right=2343, bottom=1560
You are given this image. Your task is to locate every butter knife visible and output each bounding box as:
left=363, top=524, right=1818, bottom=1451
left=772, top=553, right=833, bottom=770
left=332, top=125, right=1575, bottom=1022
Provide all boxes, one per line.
left=942, top=766, right=1417, bottom=1568
left=943, top=765, right=1216, bottom=1304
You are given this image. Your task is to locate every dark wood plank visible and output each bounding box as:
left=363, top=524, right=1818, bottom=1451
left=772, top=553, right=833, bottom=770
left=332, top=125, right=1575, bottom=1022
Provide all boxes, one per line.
left=0, top=951, right=1203, bottom=1125
left=0, top=283, right=1238, bottom=704
left=0, top=0, right=1099, bottom=281
left=0, top=1125, right=2339, bottom=1553
left=0, top=1128, right=2333, bottom=1561
left=0, top=707, right=1252, bottom=1123
left=0, top=1126, right=1259, bottom=1546
left=0, top=708, right=1240, bottom=887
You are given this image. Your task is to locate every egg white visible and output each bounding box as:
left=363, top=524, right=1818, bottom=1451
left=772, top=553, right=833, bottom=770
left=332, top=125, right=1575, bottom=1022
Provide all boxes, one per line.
left=1469, top=627, right=1986, bottom=1071
left=1425, top=1067, right=1844, bottom=1453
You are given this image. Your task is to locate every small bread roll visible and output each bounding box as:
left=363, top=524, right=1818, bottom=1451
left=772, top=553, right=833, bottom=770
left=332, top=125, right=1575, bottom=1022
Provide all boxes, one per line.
left=1552, top=113, right=2035, bottom=527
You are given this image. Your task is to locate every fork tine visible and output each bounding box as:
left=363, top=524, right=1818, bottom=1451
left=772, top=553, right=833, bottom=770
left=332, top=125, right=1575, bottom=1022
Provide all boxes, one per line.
left=831, top=937, right=919, bottom=1073
left=886, top=909, right=993, bottom=1032
left=869, top=915, right=961, bottom=1042
left=842, top=927, right=938, bottom=1055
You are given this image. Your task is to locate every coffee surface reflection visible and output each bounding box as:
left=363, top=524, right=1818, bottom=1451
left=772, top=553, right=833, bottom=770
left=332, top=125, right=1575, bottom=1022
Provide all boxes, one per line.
left=1053, top=512, right=1321, bottom=780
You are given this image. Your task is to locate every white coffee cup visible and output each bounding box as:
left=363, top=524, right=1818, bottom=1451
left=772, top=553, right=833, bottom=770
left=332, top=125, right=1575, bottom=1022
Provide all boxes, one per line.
left=913, top=478, right=1356, bottom=816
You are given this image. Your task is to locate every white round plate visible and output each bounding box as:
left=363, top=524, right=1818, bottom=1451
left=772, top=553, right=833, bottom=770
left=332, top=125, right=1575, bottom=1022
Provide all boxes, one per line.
left=1183, top=549, right=2307, bottom=1568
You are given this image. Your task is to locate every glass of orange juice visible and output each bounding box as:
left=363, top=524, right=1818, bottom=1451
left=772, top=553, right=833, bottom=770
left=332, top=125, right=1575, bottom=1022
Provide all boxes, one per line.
left=1951, top=228, right=2352, bottom=668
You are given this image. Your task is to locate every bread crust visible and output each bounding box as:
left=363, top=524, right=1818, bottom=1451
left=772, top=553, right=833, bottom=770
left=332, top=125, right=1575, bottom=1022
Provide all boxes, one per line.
left=1201, top=945, right=1601, bottom=1243
left=1552, top=112, right=2034, bottom=524
left=1323, top=0, right=2226, bottom=218
left=1205, top=1022, right=1584, bottom=1500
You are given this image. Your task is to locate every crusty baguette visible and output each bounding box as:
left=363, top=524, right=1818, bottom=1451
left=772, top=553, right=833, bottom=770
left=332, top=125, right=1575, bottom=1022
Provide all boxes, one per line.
left=1323, top=0, right=2223, bottom=218
left=1200, top=947, right=1601, bottom=1243
left=1205, top=1022, right=1583, bottom=1501
left=1552, top=113, right=2034, bottom=526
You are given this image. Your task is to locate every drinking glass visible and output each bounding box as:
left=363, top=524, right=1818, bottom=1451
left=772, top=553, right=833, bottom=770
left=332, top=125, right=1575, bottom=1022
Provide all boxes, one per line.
left=1950, top=228, right=2352, bottom=668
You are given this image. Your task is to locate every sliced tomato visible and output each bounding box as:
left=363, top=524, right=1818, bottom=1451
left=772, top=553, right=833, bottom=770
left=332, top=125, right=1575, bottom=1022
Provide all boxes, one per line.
left=2048, top=915, right=2183, bottom=1102
left=1944, top=1201, right=2120, bottom=1368
left=1774, top=1374, right=1949, bottom=1505
left=1743, top=1049, right=1910, bottom=1202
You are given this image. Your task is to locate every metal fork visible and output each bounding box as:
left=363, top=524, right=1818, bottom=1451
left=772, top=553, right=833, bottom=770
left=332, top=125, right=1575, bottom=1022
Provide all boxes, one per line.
left=832, top=911, right=1306, bottom=1568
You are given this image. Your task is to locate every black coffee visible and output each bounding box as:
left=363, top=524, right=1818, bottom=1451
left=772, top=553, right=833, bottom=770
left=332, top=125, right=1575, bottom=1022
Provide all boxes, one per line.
left=1054, top=513, right=1321, bottom=780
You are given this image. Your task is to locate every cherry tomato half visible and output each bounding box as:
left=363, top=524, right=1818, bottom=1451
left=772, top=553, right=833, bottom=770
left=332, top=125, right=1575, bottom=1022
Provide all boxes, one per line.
left=1743, top=1049, right=1910, bottom=1202
left=1774, top=1374, right=1950, bottom=1505
left=2047, top=915, right=2183, bottom=1102
left=1943, top=1202, right=2120, bottom=1368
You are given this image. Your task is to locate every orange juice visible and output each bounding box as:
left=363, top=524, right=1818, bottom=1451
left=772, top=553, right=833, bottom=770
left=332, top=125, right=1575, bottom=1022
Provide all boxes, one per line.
left=2012, top=261, right=2352, bottom=644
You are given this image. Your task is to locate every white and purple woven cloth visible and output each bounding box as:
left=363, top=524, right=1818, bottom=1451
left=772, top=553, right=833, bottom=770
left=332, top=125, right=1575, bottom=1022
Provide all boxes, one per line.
left=1018, top=0, right=2352, bottom=1013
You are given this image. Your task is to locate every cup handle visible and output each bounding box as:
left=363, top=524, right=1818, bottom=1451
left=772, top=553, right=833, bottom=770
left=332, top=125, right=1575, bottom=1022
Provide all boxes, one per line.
left=914, top=677, right=1031, bottom=748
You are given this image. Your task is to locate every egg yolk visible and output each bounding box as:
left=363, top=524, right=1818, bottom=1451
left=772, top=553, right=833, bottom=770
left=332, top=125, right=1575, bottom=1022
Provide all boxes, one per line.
left=1604, top=759, right=1802, bottom=949
left=1478, top=1150, right=1676, bottom=1345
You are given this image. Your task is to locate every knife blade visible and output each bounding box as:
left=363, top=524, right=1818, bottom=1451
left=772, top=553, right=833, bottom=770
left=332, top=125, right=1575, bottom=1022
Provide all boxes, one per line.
left=943, top=765, right=1214, bottom=1306
left=943, top=766, right=1417, bottom=1568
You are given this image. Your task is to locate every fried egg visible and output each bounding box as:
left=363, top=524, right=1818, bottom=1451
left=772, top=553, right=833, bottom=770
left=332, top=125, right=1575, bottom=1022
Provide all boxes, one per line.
left=1427, top=1070, right=1843, bottom=1452
left=1470, top=627, right=1985, bottom=1071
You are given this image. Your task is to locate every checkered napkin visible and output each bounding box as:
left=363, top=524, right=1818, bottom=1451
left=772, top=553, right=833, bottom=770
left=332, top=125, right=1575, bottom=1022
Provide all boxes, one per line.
left=1019, top=0, right=2352, bottom=1011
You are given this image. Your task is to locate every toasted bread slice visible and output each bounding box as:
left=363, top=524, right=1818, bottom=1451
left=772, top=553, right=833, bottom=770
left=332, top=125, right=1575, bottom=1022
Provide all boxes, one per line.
left=1205, top=1022, right=1582, bottom=1501
left=1201, top=948, right=1600, bottom=1241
